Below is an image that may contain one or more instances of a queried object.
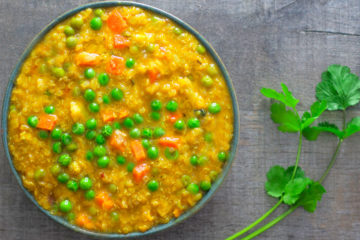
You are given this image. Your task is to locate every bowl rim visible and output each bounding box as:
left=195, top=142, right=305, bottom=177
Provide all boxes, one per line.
left=1, top=1, right=240, bottom=238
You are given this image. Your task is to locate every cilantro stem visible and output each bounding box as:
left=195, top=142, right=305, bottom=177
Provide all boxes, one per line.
left=240, top=206, right=297, bottom=240
left=225, top=199, right=283, bottom=240
left=319, top=139, right=342, bottom=183
left=291, top=130, right=302, bottom=180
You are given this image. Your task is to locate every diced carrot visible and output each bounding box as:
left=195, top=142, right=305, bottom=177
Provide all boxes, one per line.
left=102, top=199, right=114, bottom=210
left=158, top=137, right=181, bottom=149
left=76, top=214, right=93, bottom=229
left=75, top=52, right=100, bottom=67
left=133, top=163, right=150, bottom=183
left=148, top=69, right=160, bottom=83
left=173, top=208, right=182, bottom=218
left=102, top=110, right=117, bottom=122
left=107, top=55, right=125, bottom=75
left=117, top=109, right=129, bottom=119
left=37, top=114, right=57, bottom=131
left=113, top=34, right=130, bottom=49
left=107, top=9, right=127, bottom=33
left=95, top=192, right=114, bottom=211
left=130, top=140, right=146, bottom=162
left=167, top=113, right=180, bottom=123
left=108, top=130, right=127, bottom=152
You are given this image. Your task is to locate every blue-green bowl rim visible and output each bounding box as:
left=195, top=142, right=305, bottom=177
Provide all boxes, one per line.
left=2, top=1, right=240, bottom=238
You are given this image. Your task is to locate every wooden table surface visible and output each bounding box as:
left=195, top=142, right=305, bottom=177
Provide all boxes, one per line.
left=1, top=0, right=360, bottom=239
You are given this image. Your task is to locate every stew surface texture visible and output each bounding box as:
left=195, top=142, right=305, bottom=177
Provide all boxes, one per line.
left=8, top=6, right=234, bottom=233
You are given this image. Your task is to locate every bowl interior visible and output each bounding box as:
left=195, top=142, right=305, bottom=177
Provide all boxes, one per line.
left=1, top=1, right=239, bottom=238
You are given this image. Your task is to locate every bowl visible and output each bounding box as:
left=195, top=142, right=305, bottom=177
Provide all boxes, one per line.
left=2, top=1, right=239, bottom=238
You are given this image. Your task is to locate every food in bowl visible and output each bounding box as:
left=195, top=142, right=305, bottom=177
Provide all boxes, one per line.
left=7, top=6, right=234, bottom=233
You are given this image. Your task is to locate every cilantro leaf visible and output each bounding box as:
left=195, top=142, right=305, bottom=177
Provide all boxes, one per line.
left=270, top=102, right=300, bottom=132
left=283, top=177, right=312, bottom=205
left=285, top=166, right=305, bottom=179
left=303, top=122, right=344, bottom=141
left=343, top=117, right=360, bottom=139
left=261, top=83, right=299, bottom=109
left=301, top=101, right=327, bottom=129
left=265, top=166, right=288, bottom=198
left=316, top=64, right=360, bottom=110
left=296, top=181, right=326, bottom=212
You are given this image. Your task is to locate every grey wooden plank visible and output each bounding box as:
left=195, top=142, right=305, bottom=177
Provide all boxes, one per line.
left=0, top=0, right=360, bottom=239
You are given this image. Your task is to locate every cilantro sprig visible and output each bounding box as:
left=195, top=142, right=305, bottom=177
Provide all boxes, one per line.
left=226, top=64, right=360, bottom=240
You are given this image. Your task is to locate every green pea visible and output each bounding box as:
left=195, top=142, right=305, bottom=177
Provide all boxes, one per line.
left=86, top=151, right=94, bottom=161
left=52, top=142, right=62, bottom=154
left=166, top=100, right=178, bottom=112
left=102, top=125, right=113, bottom=137
left=89, top=102, right=100, bottom=113
left=67, top=212, right=75, bottom=222
left=201, top=75, right=213, bottom=87
left=210, top=170, right=219, bottom=181
left=218, top=151, right=227, bottom=162
left=142, top=139, right=151, bottom=149
left=207, top=64, right=218, bottom=76
left=132, top=113, right=144, bottom=124
left=108, top=183, right=117, bottom=193
left=50, top=164, right=61, bottom=176
left=123, top=117, right=134, bottom=129
left=190, top=155, right=198, bottom=166
left=173, top=27, right=182, bottom=35
left=61, top=133, right=72, bottom=145
left=70, top=17, right=83, bottom=29
left=66, top=142, right=78, bottom=152
left=34, top=168, right=45, bottom=180
left=84, top=89, right=96, bottom=102
left=116, top=156, right=126, bottom=165
left=66, top=180, right=78, bottom=192
left=187, top=183, right=199, bottom=194
left=57, top=173, right=70, bottom=183
left=94, top=145, right=106, bottom=157
left=147, top=180, right=159, bottom=192
left=181, top=175, right=191, bottom=186
left=204, top=132, right=213, bottom=142
left=129, top=128, right=141, bottom=138
left=72, top=123, right=85, bottom=135
left=51, top=128, right=62, bottom=140
left=200, top=181, right=211, bottom=191
left=102, top=95, right=110, bottom=104
left=86, top=118, right=97, bottom=130
left=27, top=116, right=38, bottom=128
left=208, top=102, right=221, bottom=114
left=84, top=68, right=95, bottom=79
left=174, top=119, right=185, bottom=130
left=141, top=128, right=152, bottom=139
left=113, top=122, right=121, bottom=129
left=147, top=43, right=155, bottom=53
left=111, top=211, right=119, bottom=221
left=147, top=146, right=159, bottom=159
left=39, top=63, right=47, bottom=74
left=63, top=62, right=71, bottom=71
left=125, top=58, right=135, bottom=68
left=196, top=44, right=206, bottom=54
left=129, top=45, right=139, bottom=54
left=64, top=26, right=75, bottom=36
left=150, top=112, right=160, bottom=121
left=153, top=127, right=165, bottom=138
left=88, top=206, right=98, bottom=215
left=58, top=154, right=71, bottom=166
left=79, top=177, right=92, bottom=190
left=198, top=156, right=208, bottom=166
left=150, top=99, right=162, bottom=111
left=85, top=190, right=95, bottom=200
left=94, top=8, right=104, bottom=16
left=164, top=147, right=179, bottom=160
left=127, top=162, right=135, bottom=172
left=59, top=200, right=72, bottom=213
left=44, top=105, right=55, bottom=114
left=98, top=73, right=110, bottom=86
left=66, top=36, right=77, bottom=49
left=85, top=130, right=96, bottom=140
left=187, top=118, right=200, bottom=128
left=95, top=134, right=106, bottom=144
left=39, top=130, right=49, bottom=139
left=90, top=17, right=102, bottom=30
left=52, top=67, right=65, bottom=78
left=111, top=88, right=123, bottom=101
left=97, top=156, right=110, bottom=168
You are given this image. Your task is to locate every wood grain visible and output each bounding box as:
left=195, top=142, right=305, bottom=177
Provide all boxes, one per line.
left=0, top=0, right=360, bottom=239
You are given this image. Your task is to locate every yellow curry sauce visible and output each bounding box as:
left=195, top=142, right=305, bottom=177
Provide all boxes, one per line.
left=8, top=7, right=233, bottom=233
